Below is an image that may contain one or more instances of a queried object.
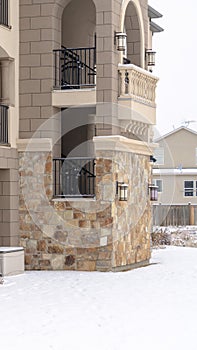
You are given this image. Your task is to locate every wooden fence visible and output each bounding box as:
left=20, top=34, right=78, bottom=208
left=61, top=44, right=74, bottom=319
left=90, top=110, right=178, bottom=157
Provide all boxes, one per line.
left=153, top=204, right=197, bottom=226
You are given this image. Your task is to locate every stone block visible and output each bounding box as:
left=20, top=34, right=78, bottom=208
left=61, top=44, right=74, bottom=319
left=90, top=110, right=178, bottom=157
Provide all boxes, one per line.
left=20, top=67, right=30, bottom=80
left=41, top=79, right=53, bottom=93
left=30, top=16, right=52, bottom=30
left=20, top=5, right=40, bottom=17
left=20, top=29, right=41, bottom=42
left=37, top=240, right=47, bottom=252
left=96, top=12, right=104, bottom=25
left=20, top=0, right=32, bottom=4
left=32, top=93, right=51, bottom=106
left=20, top=54, right=41, bottom=67
left=20, top=80, right=40, bottom=93
left=77, top=260, right=96, bottom=271
left=20, top=94, right=32, bottom=107
left=41, top=4, right=54, bottom=16
left=26, top=239, right=37, bottom=254
left=48, top=244, right=64, bottom=254
left=65, top=255, right=75, bottom=266
left=96, top=260, right=111, bottom=271
left=20, top=106, right=41, bottom=119
left=31, top=66, right=52, bottom=79
left=20, top=18, right=31, bottom=30
left=51, top=255, right=65, bottom=270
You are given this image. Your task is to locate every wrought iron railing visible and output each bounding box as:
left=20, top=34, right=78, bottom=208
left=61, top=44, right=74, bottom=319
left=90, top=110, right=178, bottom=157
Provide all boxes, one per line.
left=0, top=104, right=8, bottom=144
left=53, top=157, right=96, bottom=198
left=0, top=0, right=9, bottom=27
left=53, top=46, right=96, bottom=89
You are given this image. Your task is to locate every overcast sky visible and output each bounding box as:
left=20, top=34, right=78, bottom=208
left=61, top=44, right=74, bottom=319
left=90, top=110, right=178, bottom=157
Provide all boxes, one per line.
left=149, top=0, right=197, bottom=137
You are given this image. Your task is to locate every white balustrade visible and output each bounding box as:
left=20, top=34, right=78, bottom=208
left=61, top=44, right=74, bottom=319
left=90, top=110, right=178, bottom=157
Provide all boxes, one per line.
left=118, top=64, right=158, bottom=106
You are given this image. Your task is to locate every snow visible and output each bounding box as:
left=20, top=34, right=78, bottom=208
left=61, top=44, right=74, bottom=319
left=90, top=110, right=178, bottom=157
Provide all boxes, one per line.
left=1, top=247, right=197, bottom=350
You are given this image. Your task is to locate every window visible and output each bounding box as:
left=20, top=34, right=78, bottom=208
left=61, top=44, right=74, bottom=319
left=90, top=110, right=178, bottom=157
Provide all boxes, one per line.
left=154, top=147, right=164, bottom=165
left=153, top=179, right=163, bottom=193
left=184, top=180, right=197, bottom=197
left=196, top=148, right=197, bottom=165
left=0, top=0, right=9, bottom=27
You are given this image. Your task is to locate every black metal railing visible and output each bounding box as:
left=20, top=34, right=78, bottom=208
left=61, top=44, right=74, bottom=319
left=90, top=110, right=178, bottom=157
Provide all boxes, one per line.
left=53, top=157, right=96, bottom=198
left=0, top=0, right=9, bottom=27
left=0, top=104, right=8, bottom=144
left=53, top=46, right=96, bottom=89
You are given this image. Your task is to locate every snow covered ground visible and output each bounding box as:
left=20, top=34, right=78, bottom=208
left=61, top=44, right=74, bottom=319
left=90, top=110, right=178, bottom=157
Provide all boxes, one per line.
left=1, top=246, right=197, bottom=350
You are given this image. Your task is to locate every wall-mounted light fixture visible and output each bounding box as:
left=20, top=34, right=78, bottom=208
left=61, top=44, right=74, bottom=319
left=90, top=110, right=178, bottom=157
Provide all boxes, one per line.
left=116, top=181, right=128, bottom=201
left=114, top=32, right=127, bottom=51
left=148, top=184, right=158, bottom=201
left=150, top=155, right=157, bottom=164
left=146, top=49, right=156, bottom=66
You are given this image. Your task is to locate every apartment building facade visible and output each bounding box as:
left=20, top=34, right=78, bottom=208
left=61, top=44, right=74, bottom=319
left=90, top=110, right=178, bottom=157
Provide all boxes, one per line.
left=1, top=0, right=163, bottom=271
left=153, top=127, right=197, bottom=205
left=0, top=0, right=19, bottom=246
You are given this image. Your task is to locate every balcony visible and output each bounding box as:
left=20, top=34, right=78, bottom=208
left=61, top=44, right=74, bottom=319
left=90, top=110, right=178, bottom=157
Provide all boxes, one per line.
left=52, top=46, right=96, bottom=108
left=52, top=48, right=158, bottom=127
left=118, top=64, right=159, bottom=125
left=0, top=104, right=8, bottom=145
left=53, top=157, right=96, bottom=198
left=0, top=0, right=9, bottom=28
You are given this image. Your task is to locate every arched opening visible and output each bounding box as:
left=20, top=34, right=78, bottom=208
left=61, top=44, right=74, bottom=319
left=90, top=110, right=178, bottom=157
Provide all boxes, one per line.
left=54, top=0, right=96, bottom=90
left=62, top=0, right=96, bottom=48
left=123, top=1, right=141, bottom=67
left=120, top=0, right=145, bottom=68
left=60, top=0, right=96, bottom=166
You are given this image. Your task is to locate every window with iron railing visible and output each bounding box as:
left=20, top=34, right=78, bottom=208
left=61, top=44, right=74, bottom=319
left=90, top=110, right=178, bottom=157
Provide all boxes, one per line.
left=53, top=157, right=96, bottom=198
left=0, top=0, right=9, bottom=28
left=0, top=104, right=9, bottom=144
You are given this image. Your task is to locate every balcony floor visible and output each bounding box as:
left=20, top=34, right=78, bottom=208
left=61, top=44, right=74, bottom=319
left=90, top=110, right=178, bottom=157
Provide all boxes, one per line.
left=52, top=88, right=96, bottom=108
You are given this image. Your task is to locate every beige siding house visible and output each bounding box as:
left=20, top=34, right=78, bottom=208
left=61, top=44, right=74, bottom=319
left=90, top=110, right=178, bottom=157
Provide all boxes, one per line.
left=1, top=0, right=163, bottom=271
left=153, top=127, right=197, bottom=205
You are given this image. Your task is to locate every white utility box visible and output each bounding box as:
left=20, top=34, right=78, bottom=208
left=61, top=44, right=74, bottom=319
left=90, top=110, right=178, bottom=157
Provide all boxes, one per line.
left=0, top=247, right=24, bottom=276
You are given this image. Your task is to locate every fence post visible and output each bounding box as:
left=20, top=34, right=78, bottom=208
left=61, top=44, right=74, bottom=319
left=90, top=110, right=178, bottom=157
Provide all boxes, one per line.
left=189, top=202, right=194, bottom=225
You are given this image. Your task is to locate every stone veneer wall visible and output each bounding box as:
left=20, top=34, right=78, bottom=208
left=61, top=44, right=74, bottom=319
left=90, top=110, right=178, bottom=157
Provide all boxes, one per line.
left=19, top=144, right=152, bottom=271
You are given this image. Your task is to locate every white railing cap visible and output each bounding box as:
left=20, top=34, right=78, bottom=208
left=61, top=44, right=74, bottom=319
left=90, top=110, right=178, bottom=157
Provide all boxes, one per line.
left=118, top=63, right=159, bottom=81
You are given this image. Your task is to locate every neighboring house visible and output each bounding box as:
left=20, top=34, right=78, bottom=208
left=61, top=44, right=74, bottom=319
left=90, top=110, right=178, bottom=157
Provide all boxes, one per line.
left=0, top=0, right=19, bottom=246
left=1, top=0, right=163, bottom=271
left=153, top=127, right=197, bottom=205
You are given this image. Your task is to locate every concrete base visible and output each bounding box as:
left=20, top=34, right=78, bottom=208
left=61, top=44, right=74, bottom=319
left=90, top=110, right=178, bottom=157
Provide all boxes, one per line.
left=0, top=247, right=24, bottom=276
left=112, top=259, right=150, bottom=272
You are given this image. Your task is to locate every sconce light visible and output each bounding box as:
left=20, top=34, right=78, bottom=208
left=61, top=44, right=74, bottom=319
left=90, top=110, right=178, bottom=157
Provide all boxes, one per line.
left=150, top=155, right=157, bottom=164
left=116, top=181, right=128, bottom=201
left=114, top=32, right=127, bottom=51
left=146, top=49, right=156, bottom=66
left=148, top=184, right=158, bottom=201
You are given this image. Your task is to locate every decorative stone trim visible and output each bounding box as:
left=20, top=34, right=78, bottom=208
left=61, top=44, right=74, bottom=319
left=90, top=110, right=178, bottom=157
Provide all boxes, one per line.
left=93, top=135, right=157, bottom=156
left=17, top=138, right=52, bottom=152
